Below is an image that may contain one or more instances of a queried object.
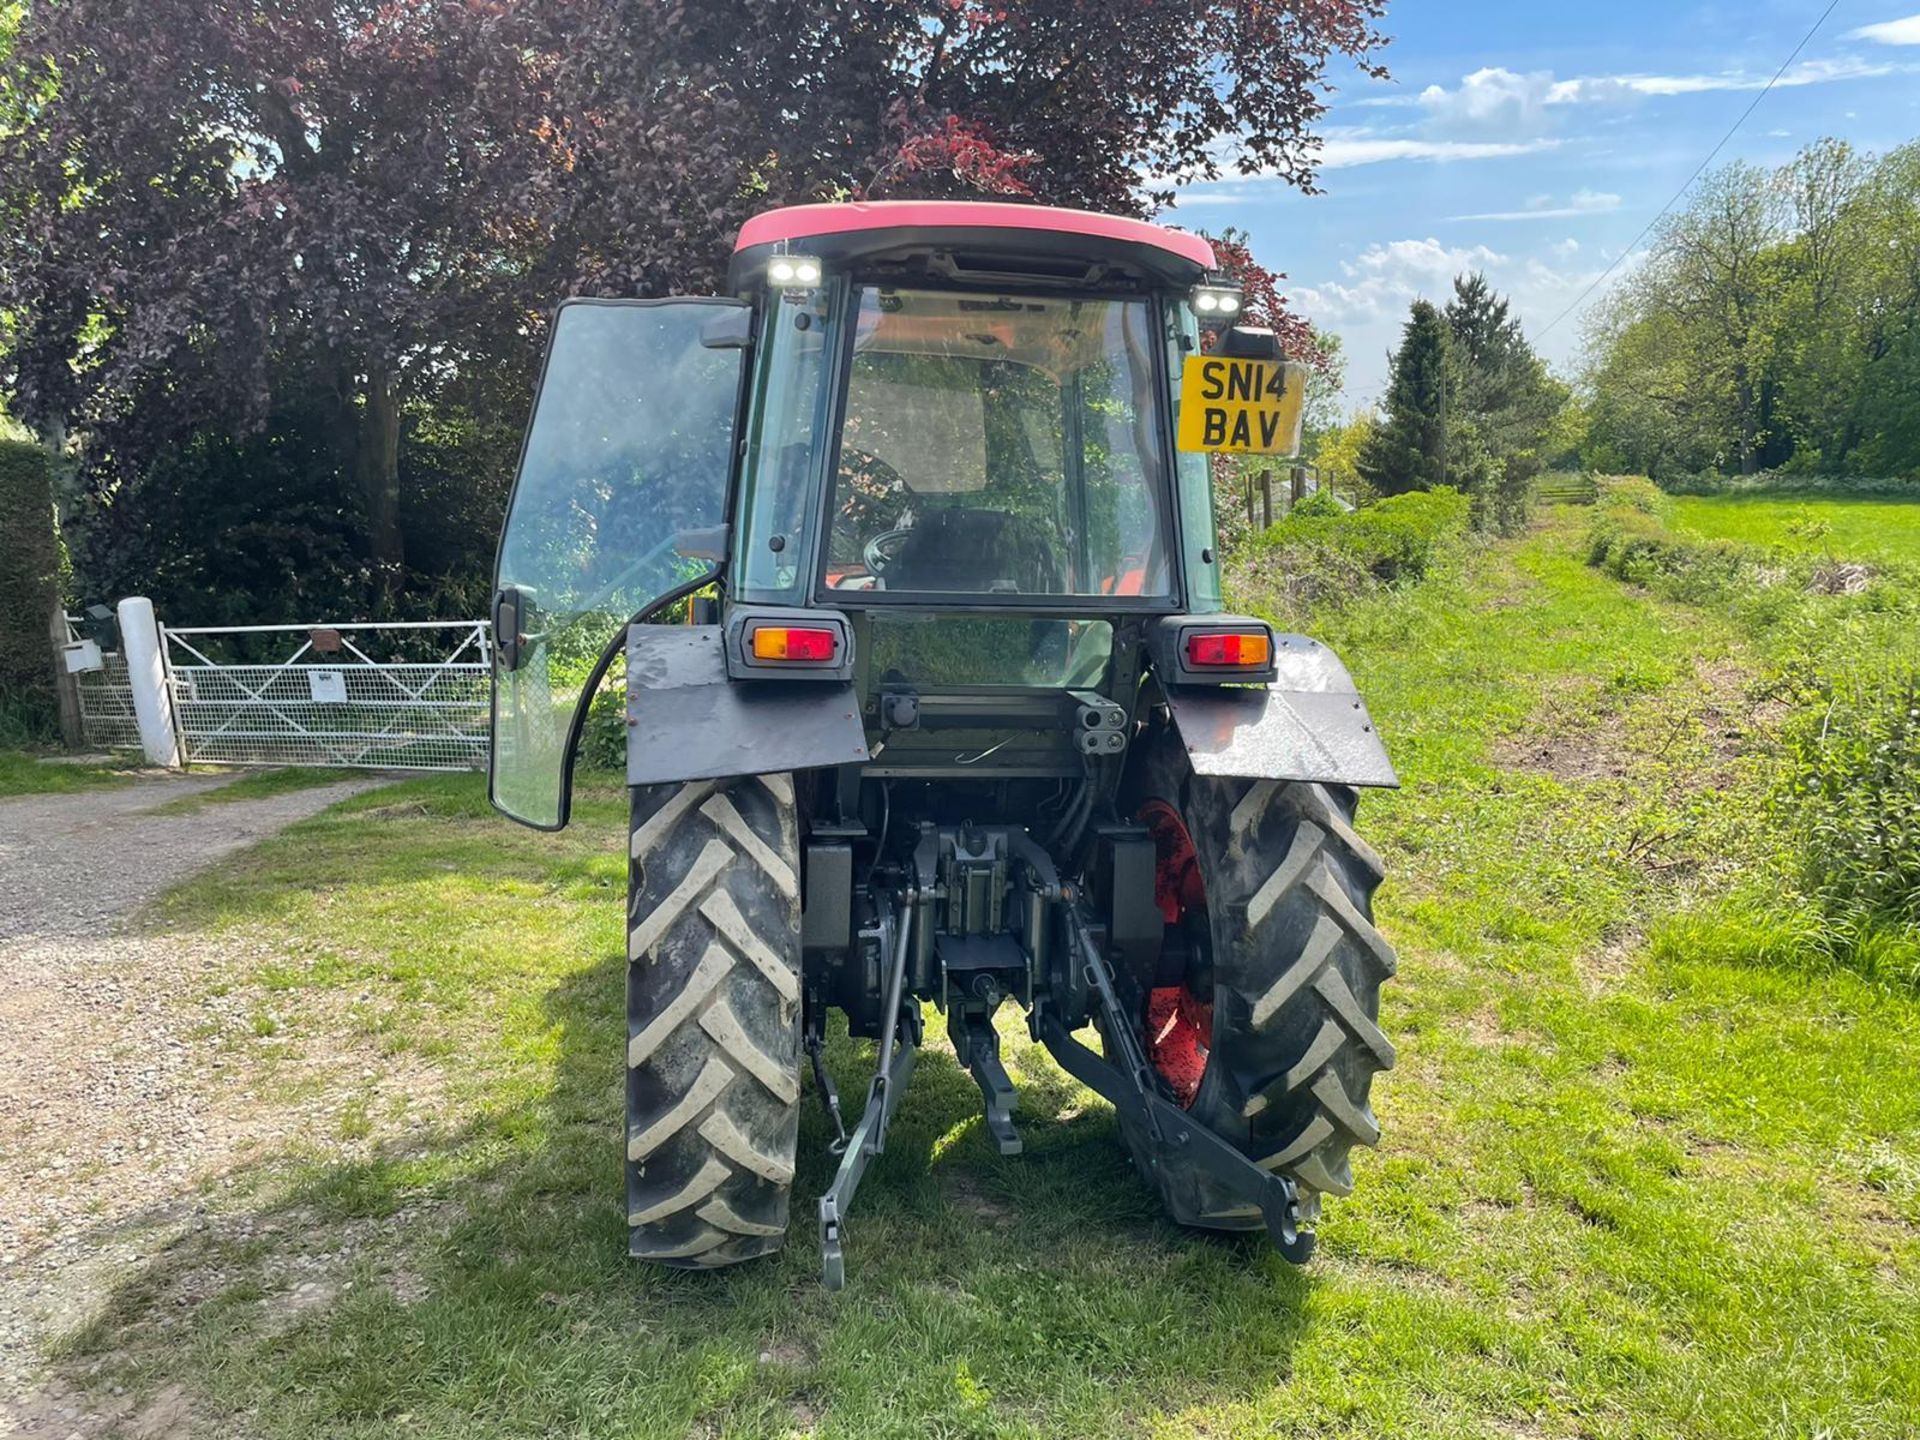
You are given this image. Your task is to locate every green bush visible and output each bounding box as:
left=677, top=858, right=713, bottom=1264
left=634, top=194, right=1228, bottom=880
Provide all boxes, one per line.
left=1286, top=488, right=1345, bottom=521
left=1259, top=486, right=1472, bottom=580
left=578, top=684, right=628, bottom=773
left=1585, top=477, right=1700, bottom=580
left=1783, top=671, right=1920, bottom=932
left=1228, top=487, right=1472, bottom=625
left=0, top=440, right=62, bottom=744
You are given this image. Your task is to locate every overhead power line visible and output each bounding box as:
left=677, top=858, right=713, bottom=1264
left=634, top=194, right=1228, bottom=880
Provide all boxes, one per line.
left=1531, top=0, right=1845, bottom=344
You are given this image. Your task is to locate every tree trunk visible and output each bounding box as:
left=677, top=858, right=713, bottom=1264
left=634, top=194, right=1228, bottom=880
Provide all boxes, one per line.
left=353, top=367, right=405, bottom=591
left=1735, top=373, right=1759, bottom=475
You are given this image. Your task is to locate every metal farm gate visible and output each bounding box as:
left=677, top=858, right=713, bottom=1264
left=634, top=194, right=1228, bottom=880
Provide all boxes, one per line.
left=62, top=613, right=144, bottom=752
left=161, top=621, right=490, bottom=771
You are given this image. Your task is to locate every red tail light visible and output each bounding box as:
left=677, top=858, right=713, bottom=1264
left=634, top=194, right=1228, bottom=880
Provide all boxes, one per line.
left=1186, top=632, right=1272, bottom=668
left=751, top=625, right=838, bottom=662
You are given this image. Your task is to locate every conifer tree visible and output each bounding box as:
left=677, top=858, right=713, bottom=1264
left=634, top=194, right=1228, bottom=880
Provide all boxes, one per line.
left=1358, top=300, right=1452, bottom=495
left=1445, top=272, right=1566, bottom=532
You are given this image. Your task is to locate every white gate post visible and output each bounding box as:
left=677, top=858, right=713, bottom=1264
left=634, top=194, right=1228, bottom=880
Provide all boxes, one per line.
left=118, top=596, right=181, bottom=768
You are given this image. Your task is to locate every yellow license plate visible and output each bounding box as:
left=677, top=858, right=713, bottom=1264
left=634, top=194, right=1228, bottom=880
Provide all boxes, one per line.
left=1175, top=356, right=1308, bottom=456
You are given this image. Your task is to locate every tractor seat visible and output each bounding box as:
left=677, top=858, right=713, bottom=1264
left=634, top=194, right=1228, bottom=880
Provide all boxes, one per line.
left=886, top=508, right=1060, bottom=594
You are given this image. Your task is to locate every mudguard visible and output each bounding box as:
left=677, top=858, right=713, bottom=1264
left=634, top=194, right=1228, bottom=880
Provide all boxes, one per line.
left=1159, top=633, right=1398, bottom=788
left=626, top=625, right=870, bottom=787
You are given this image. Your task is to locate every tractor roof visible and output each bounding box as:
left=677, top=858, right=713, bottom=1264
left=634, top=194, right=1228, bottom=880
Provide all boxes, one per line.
left=730, top=201, right=1216, bottom=293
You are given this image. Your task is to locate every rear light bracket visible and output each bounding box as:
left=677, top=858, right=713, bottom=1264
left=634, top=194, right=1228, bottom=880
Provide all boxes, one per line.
left=1147, top=615, right=1280, bottom=687
left=725, top=605, right=856, bottom=681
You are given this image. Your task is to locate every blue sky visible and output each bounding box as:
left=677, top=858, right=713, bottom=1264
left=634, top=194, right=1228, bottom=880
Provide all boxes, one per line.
left=1163, top=2, right=1920, bottom=407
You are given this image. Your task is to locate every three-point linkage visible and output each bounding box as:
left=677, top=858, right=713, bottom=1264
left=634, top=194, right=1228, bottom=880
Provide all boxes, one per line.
left=810, top=863, right=1313, bottom=1290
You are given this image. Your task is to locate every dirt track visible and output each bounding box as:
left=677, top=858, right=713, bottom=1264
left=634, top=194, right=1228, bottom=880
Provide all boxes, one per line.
left=0, top=771, right=376, bottom=1438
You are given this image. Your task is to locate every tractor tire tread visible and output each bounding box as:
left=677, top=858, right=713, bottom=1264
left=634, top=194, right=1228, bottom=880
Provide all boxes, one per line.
left=1127, top=747, right=1396, bottom=1227
left=626, top=773, right=801, bottom=1269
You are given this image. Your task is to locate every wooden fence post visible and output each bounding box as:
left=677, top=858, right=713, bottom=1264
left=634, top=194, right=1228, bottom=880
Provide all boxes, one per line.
left=48, top=602, right=83, bottom=748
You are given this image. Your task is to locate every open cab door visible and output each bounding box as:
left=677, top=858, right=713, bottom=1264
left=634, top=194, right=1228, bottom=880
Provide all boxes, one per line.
left=490, top=298, right=749, bottom=829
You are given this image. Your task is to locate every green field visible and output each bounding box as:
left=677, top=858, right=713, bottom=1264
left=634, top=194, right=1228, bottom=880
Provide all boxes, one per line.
left=1669, top=488, right=1920, bottom=563
left=57, top=505, right=1920, bottom=1439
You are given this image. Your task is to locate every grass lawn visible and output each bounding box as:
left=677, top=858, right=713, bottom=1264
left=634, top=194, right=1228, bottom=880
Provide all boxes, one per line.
left=0, top=747, right=146, bottom=796
left=1668, top=488, right=1920, bottom=563
left=68, top=509, right=1920, bottom=1439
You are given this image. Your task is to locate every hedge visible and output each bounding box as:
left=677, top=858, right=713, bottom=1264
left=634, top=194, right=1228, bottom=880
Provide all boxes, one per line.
left=0, top=440, right=62, bottom=741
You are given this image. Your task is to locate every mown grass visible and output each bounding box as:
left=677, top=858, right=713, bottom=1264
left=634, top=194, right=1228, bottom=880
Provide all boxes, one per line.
left=61, top=509, right=1920, bottom=1438
left=1669, top=488, right=1920, bottom=563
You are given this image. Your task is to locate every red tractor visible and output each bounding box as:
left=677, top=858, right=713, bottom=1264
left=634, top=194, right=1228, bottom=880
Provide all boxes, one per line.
left=489, top=202, right=1396, bottom=1287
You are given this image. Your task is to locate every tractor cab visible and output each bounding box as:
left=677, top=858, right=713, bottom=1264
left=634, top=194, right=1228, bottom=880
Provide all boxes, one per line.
left=487, top=202, right=1397, bottom=1289
left=489, top=202, right=1310, bottom=830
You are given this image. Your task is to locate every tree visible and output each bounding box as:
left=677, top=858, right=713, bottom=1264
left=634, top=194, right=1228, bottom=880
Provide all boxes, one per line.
left=1300, top=329, right=1348, bottom=445
left=1769, top=139, right=1874, bottom=470
left=1852, top=144, right=1920, bottom=476
left=1601, top=162, right=1786, bottom=475
left=1582, top=138, right=1920, bottom=481
left=0, top=439, right=61, bottom=740
left=0, top=3, right=564, bottom=593
left=1444, top=272, right=1565, bottom=532
left=1358, top=301, right=1452, bottom=495
left=0, top=0, right=1391, bottom=615
left=1312, top=409, right=1378, bottom=499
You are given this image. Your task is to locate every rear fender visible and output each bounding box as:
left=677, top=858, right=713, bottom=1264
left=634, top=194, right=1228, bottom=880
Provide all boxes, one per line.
left=626, top=625, right=871, bottom=787
left=1158, top=634, right=1397, bottom=788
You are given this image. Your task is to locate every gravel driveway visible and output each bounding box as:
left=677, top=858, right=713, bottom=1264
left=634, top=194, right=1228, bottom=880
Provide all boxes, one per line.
left=0, top=773, right=373, bottom=943
left=0, top=770, right=381, bottom=1438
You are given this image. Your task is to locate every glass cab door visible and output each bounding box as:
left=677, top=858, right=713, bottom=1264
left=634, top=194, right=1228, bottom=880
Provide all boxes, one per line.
left=490, top=298, right=747, bottom=829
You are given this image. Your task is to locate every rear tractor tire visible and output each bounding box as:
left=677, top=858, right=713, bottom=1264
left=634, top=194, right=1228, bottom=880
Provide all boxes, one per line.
left=1121, top=741, right=1397, bottom=1229
left=625, top=773, right=803, bottom=1266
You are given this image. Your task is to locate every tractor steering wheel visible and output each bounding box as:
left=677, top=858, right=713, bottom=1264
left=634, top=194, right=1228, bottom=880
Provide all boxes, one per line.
left=862, top=527, right=915, bottom=576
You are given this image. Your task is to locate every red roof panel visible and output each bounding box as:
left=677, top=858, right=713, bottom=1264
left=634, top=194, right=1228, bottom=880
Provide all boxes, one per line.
left=734, top=201, right=1216, bottom=271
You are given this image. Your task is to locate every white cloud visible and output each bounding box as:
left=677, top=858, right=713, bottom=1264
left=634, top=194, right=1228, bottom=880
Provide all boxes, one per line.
left=1347, top=91, right=1423, bottom=109
left=1318, top=135, right=1559, bottom=169
left=1292, top=238, right=1510, bottom=324
left=1849, top=14, right=1920, bottom=45
left=1418, top=67, right=1560, bottom=135
left=1448, top=189, right=1622, bottom=223
left=1547, top=55, right=1896, bottom=102
left=1408, top=57, right=1899, bottom=139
